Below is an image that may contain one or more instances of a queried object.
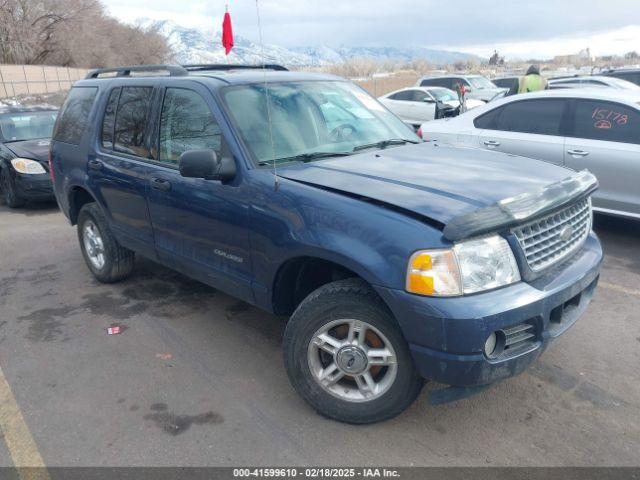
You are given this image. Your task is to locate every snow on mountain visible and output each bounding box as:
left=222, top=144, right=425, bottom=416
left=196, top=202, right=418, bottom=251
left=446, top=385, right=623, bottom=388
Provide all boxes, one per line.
left=142, top=19, right=482, bottom=67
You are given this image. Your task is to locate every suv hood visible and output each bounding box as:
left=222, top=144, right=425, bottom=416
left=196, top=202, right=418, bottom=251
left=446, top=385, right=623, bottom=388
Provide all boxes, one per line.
left=5, top=139, right=51, bottom=164
left=278, top=143, right=574, bottom=227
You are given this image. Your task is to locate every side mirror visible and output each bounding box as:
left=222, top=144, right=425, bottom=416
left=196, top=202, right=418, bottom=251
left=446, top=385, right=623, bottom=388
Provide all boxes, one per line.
left=423, top=97, right=436, bottom=103
left=179, top=149, right=235, bottom=182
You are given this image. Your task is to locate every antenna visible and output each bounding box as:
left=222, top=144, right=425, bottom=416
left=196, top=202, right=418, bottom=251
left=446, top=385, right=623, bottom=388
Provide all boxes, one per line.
left=254, top=0, right=279, bottom=191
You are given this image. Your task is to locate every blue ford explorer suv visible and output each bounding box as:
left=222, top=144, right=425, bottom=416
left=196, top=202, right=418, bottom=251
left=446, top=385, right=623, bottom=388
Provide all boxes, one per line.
left=50, top=64, right=602, bottom=424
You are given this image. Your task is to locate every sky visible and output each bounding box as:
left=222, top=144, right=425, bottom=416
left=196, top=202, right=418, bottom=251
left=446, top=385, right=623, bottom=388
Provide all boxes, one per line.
left=102, top=0, right=640, bottom=59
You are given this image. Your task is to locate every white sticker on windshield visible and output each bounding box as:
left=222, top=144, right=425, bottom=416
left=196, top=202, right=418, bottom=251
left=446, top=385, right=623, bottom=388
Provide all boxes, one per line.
left=353, top=91, right=385, bottom=112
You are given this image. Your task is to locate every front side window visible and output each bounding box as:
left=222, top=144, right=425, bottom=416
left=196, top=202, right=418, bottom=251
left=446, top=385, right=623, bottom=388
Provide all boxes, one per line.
left=0, top=111, right=57, bottom=142
left=492, top=99, right=566, bottom=135
left=409, top=90, right=430, bottom=102
left=223, top=81, right=417, bottom=165
left=572, top=100, right=640, bottom=144
left=159, top=88, right=222, bottom=165
left=113, top=86, right=153, bottom=158
left=52, top=87, right=97, bottom=145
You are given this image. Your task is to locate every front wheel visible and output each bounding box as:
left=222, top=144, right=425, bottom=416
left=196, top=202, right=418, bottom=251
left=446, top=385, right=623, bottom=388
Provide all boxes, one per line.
left=283, top=278, right=424, bottom=424
left=77, top=202, right=135, bottom=283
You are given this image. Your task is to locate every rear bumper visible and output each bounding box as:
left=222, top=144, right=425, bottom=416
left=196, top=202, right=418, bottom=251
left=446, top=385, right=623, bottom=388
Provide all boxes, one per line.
left=15, top=173, right=55, bottom=201
left=374, top=233, right=602, bottom=387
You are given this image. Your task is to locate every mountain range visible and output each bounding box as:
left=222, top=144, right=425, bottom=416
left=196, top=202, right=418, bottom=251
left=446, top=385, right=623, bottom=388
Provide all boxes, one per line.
left=142, top=20, right=482, bottom=68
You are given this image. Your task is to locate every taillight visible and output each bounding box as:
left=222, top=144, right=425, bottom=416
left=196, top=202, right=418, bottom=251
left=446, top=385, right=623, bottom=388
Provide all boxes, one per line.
left=48, top=150, right=55, bottom=182
left=417, top=127, right=423, bottom=139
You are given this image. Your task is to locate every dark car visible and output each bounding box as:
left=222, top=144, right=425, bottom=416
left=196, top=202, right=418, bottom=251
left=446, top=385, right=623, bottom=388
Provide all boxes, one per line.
left=492, top=76, right=520, bottom=95
left=0, top=105, right=58, bottom=207
left=601, top=68, right=640, bottom=87
left=50, top=64, right=602, bottom=424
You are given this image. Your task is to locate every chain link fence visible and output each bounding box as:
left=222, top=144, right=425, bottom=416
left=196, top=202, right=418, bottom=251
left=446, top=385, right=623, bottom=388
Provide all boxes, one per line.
left=0, top=64, right=88, bottom=99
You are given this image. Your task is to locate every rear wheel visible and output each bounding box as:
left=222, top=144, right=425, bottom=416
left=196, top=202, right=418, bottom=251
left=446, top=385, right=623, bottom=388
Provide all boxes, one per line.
left=283, top=278, right=424, bottom=424
left=77, top=203, right=135, bottom=283
left=1, top=168, right=26, bottom=208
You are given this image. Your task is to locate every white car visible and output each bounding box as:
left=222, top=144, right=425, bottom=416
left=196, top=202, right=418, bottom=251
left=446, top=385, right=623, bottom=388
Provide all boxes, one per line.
left=419, top=89, right=640, bottom=219
left=378, top=87, right=484, bottom=128
left=549, top=75, right=640, bottom=90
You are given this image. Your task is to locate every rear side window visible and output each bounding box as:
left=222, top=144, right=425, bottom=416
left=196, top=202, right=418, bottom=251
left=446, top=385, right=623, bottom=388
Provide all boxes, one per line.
left=114, top=86, right=153, bottom=158
left=482, top=99, right=566, bottom=136
left=473, top=107, right=502, bottom=129
left=101, top=88, right=120, bottom=149
left=159, top=88, right=221, bottom=165
left=389, top=90, right=414, bottom=101
left=572, top=100, right=640, bottom=144
left=52, top=87, right=98, bottom=145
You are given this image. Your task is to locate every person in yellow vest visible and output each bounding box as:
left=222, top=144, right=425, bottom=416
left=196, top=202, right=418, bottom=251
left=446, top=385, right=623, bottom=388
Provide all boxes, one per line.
left=518, top=65, right=548, bottom=93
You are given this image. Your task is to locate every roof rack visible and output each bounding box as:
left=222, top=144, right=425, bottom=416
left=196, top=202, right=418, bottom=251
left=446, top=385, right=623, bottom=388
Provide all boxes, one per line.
left=182, top=64, right=289, bottom=72
left=85, top=64, right=189, bottom=79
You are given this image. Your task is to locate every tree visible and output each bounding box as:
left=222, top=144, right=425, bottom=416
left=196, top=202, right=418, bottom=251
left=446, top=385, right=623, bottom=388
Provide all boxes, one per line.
left=0, top=0, right=172, bottom=67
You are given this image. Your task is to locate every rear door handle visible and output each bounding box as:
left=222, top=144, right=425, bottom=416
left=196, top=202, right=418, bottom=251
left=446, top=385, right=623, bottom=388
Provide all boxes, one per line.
left=88, top=159, right=103, bottom=171
left=150, top=177, right=171, bottom=192
left=483, top=140, right=501, bottom=147
left=567, top=149, right=590, bottom=157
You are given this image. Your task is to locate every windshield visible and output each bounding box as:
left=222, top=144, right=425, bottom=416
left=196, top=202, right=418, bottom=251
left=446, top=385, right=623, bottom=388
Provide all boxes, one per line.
left=222, top=81, right=418, bottom=165
left=467, top=76, right=497, bottom=90
left=0, top=111, right=57, bottom=142
left=428, top=88, right=458, bottom=102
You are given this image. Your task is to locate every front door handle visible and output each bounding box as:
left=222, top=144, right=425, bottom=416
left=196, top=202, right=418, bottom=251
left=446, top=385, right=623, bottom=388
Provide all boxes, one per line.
left=88, top=159, right=103, bottom=171
left=150, top=177, right=171, bottom=192
left=567, top=149, right=590, bottom=157
left=483, top=140, right=501, bottom=147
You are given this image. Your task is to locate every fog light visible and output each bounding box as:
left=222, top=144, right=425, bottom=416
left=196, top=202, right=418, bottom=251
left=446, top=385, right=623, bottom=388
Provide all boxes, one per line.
left=484, top=332, right=497, bottom=357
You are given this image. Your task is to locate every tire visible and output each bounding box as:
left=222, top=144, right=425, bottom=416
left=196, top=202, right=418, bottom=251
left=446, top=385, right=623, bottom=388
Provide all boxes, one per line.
left=1, top=167, right=26, bottom=208
left=283, top=278, right=424, bottom=424
left=77, top=202, right=135, bottom=283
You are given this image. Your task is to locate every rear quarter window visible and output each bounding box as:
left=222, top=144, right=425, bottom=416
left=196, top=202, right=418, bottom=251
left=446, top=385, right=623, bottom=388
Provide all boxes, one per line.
left=52, top=87, right=98, bottom=145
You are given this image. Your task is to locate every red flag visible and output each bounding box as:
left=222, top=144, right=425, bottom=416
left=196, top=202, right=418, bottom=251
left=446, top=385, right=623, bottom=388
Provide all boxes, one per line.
left=222, top=12, right=234, bottom=55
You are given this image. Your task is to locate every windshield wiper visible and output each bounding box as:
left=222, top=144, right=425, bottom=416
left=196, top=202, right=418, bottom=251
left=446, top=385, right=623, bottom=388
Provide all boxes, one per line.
left=352, top=138, right=420, bottom=152
left=259, top=151, right=352, bottom=165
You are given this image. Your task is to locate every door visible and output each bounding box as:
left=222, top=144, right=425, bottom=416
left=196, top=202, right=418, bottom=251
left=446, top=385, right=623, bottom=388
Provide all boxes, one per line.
left=89, top=85, right=157, bottom=257
left=565, top=99, right=640, bottom=217
left=383, top=90, right=415, bottom=121
left=145, top=85, right=254, bottom=301
left=475, top=98, right=568, bottom=166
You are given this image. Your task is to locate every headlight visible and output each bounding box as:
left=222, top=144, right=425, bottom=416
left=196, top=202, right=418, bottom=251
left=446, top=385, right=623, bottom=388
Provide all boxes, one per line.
left=11, top=158, right=46, bottom=175
left=406, top=235, right=520, bottom=296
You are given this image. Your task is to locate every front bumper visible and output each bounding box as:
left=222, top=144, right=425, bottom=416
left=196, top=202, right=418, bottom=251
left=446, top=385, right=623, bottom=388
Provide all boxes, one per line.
left=14, top=172, right=55, bottom=201
left=374, top=232, right=602, bottom=387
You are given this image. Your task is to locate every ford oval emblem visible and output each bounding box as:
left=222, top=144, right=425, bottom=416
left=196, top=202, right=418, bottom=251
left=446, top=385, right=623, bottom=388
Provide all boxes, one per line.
left=559, top=225, right=574, bottom=242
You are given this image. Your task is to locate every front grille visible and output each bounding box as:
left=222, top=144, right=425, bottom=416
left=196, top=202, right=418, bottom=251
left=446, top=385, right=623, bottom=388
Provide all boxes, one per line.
left=512, top=198, right=591, bottom=272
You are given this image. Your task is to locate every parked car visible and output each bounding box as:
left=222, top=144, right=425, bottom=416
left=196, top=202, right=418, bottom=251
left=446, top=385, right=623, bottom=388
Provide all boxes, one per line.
left=549, top=75, right=640, bottom=90
left=51, top=64, right=602, bottom=424
left=0, top=105, right=58, bottom=207
left=601, top=68, right=640, bottom=87
left=492, top=76, right=520, bottom=95
left=378, top=87, right=484, bottom=128
left=419, top=89, right=640, bottom=219
left=416, top=74, right=506, bottom=102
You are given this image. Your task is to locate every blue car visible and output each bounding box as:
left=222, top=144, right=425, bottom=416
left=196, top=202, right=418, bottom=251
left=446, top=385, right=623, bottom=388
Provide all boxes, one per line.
left=50, top=64, right=602, bottom=424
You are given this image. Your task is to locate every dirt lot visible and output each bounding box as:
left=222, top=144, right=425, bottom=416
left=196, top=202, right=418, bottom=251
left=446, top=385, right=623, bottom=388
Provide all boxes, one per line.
left=0, top=202, right=639, bottom=467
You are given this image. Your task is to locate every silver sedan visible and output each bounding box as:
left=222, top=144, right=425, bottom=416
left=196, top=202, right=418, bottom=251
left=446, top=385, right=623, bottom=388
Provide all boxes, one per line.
left=419, top=89, right=640, bottom=219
